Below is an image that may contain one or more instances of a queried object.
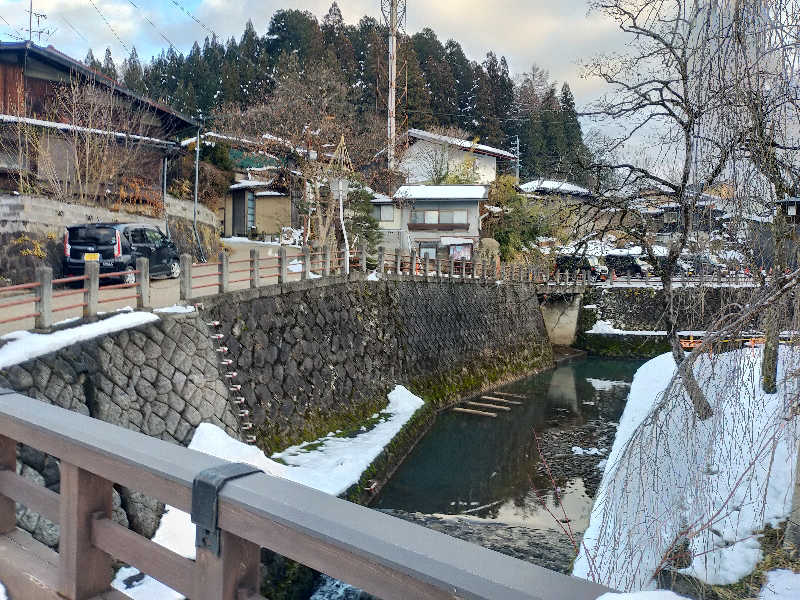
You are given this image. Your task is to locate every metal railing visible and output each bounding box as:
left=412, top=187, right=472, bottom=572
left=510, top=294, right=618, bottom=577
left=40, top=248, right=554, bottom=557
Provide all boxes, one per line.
left=0, top=390, right=611, bottom=600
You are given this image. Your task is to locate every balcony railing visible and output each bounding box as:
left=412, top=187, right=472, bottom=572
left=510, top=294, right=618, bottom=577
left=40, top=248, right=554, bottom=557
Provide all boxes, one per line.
left=407, top=222, right=470, bottom=231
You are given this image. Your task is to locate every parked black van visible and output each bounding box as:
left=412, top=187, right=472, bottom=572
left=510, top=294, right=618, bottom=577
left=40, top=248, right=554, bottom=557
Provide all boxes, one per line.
left=63, top=223, right=180, bottom=283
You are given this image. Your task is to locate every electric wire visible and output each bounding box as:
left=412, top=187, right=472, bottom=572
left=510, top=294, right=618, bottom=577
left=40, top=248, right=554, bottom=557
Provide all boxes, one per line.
left=87, top=0, right=129, bottom=53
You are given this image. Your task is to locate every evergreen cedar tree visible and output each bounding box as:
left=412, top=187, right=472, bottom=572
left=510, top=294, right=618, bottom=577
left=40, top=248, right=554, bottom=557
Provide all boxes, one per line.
left=87, top=2, right=589, bottom=182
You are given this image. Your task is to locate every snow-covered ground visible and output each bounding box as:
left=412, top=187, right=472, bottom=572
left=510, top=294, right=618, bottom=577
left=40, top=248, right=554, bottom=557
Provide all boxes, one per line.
left=0, top=310, right=159, bottom=369
left=113, top=385, right=425, bottom=599
left=574, top=347, right=799, bottom=592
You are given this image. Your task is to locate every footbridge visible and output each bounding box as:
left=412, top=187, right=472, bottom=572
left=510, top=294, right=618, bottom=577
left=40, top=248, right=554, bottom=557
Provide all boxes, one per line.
left=0, top=389, right=612, bottom=600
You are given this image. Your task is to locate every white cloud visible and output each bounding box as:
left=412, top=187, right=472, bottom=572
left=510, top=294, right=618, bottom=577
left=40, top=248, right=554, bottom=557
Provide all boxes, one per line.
left=0, top=0, right=624, bottom=104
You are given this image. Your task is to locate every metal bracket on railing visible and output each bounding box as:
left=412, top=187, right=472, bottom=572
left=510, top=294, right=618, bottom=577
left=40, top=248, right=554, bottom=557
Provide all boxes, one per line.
left=191, top=462, right=261, bottom=555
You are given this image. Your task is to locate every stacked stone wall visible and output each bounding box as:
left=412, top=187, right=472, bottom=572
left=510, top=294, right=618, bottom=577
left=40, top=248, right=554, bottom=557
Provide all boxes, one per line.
left=0, top=311, right=237, bottom=546
left=199, top=275, right=553, bottom=452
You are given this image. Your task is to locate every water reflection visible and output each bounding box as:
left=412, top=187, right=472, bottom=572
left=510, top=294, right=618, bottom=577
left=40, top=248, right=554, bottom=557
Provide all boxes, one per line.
left=374, top=358, right=643, bottom=532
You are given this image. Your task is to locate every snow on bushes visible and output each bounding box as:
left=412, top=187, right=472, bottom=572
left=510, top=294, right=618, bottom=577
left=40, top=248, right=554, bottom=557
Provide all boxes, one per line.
left=574, top=347, right=799, bottom=591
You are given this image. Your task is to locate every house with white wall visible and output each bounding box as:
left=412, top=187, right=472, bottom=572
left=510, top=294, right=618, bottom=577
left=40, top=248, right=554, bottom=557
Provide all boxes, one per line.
left=398, top=129, right=515, bottom=185
left=372, top=184, right=488, bottom=259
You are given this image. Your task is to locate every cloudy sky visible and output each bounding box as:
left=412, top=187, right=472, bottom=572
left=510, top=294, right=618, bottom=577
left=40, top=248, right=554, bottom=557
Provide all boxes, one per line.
left=0, top=0, right=623, bottom=106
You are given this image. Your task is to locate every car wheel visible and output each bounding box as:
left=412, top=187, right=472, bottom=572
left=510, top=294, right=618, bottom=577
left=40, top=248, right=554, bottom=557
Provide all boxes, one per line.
left=122, top=266, right=135, bottom=286
left=169, top=261, right=181, bottom=279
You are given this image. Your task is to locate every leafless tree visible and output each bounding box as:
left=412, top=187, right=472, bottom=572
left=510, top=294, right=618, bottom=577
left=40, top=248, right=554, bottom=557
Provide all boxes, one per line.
left=3, top=77, right=163, bottom=214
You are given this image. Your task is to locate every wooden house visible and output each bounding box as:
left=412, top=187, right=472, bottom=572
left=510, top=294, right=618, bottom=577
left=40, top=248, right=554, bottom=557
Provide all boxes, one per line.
left=0, top=41, right=196, bottom=203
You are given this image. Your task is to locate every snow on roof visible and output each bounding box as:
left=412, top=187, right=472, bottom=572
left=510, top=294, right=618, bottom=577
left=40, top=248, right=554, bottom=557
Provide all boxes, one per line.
left=520, top=179, right=591, bottom=196
left=394, top=184, right=489, bottom=201
left=229, top=179, right=272, bottom=190
left=407, top=128, right=515, bottom=159
left=255, top=190, right=285, bottom=197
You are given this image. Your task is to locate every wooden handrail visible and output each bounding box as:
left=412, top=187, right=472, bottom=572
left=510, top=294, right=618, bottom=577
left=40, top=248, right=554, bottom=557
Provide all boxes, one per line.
left=0, top=389, right=611, bottom=600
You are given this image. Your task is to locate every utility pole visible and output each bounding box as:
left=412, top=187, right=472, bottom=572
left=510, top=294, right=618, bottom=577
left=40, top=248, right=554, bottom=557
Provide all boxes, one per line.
left=386, top=0, right=398, bottom=171
left=514, top=135, right=520, bottom=181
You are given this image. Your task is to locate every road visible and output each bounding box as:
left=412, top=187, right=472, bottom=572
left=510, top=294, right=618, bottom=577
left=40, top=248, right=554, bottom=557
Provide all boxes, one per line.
left=0, top=240, right=305, bottom=337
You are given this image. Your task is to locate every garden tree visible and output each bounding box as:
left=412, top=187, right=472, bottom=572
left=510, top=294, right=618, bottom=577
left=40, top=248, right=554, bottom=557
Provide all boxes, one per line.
left=346, top=184, right=382, bottom=253
left=482, top=175, right=559, bottom=261
left=7, top=78, right=158, bottom=210
left=122, top=47, right=146, bottom=94
left=101, top=48, right=117, bottom=81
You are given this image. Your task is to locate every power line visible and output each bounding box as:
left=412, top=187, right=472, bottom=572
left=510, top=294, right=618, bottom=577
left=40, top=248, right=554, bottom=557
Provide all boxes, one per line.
left=166, top=0, right=215, bottom=39
left=126, top=0, right=179, bottom=53
left=60, top=14, right=89, bottom=45
left=0, top=14, right=25, bottom=40
left=87, top=0, right=129, bottom=54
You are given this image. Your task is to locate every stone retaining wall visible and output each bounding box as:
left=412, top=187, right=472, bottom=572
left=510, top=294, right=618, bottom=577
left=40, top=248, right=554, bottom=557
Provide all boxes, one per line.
left=0, top=193, right=219, bottom=283
left=0, top=311, right=237, bottom=546
left=199, top=275, right=554, bottom=453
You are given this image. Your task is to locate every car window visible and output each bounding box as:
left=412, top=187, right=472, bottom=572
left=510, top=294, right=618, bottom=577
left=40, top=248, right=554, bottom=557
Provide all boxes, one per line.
left=144, top=228, right=164, bottom=245
left=130, top=228, right=147, bottom=244
left=68, top=227, right=116, bottom=244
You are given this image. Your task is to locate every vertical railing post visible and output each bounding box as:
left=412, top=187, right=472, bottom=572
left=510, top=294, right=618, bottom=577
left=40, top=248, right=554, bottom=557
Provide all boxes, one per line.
left=219, top=251, right=229, bottom=294
left=136, top=257, right=151, bottom=310
left=302, top=246, right=311, bottom=280
left=378, top=246, right=385, bottom=275
left=84, top=261, right=99, bottom=318
left=250, top=249, right=260, bottom=288
left=343, top=244, right=350, bottom=276
left=410, top=249, right=417, bottom=279
left=449, top=256, right=455, bottom=279
left=324, top=246, right=331, bottom=277
left=59, top=462, right=113, bottom=600
left=180, top=254, right=192, bottom=300
left=395, top=251, right=402, bottom=276
left=460, top=259, right=466, bottom=281
left=194, top=532, right=261, bottom=600
left=436, top=256, right=442, bottom=279
left=423, top=257, right=430, bottom=281
left=279, top=246, right=288, bottom=283
left=360, top=245, right=368, bottom=273
left=0, top=435, right=15, bottom=533
left=35, top=266, right=53, bottom=329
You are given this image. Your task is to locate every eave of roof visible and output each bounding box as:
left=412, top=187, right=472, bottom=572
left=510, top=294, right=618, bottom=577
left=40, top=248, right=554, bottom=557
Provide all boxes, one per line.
left=406, top=129, right=515, bottom=159
left=0, top=42, right=198, bottom=131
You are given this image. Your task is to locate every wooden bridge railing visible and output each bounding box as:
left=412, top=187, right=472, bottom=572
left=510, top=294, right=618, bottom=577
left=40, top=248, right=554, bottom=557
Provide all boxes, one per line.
left=0, top=388, right=611, bottom=600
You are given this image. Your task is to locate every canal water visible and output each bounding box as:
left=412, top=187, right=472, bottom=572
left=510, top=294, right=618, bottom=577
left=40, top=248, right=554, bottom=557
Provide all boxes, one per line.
left=312, top=357, right=644, bottom=598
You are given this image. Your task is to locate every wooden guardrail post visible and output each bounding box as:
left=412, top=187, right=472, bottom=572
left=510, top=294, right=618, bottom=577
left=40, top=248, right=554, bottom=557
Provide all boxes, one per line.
left=378, top=247, right=385, bottom=275
left=84, top=261, right=99, bottom=317
left=435, top=256, right=442, bottom=279
left=219, top=251, right=230, bottom=293
left=409, top=250, right=417, bottom=279
left=303, top=246, right=311, bottom=280
left=324, top=246, right=331, bottom=277
left=194, top=532, right=261, bottom=600
left=279, top=246, right=289, bottom=283
left=35, top=266, right=53, bottom=329
left=136, top=257, right=151, bottom=310
left=343, top=245, right=350, bottom=276
left=59, top=462, right=113, bottom=599
left=0, top=435, right=15, bottom=534
left=180, top=254, right=193, bottom=300
left=395, top=252, right=402, bottom=276
left=360, top=246, right=368, bottom=273
left=423, top=257, right=430, bottom=281
left=250, top=249, right=260, bottom=288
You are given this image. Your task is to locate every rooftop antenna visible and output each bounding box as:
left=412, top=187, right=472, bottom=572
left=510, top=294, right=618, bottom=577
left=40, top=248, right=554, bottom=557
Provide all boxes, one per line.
left=26, top=2, right=53, bottom=42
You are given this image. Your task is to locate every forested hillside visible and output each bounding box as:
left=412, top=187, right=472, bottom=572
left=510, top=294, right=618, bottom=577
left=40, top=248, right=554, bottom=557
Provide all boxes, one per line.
left=83, top=2, right=589, bottom=182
